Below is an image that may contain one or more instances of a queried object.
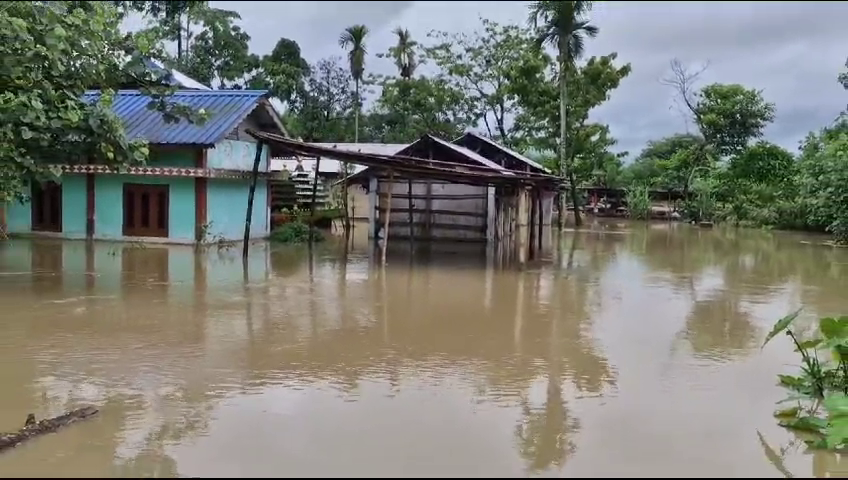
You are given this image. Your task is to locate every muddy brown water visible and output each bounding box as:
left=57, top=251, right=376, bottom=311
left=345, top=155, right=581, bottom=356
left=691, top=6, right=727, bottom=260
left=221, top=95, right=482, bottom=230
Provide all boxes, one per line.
left=2, top=221, right=848, bottom=478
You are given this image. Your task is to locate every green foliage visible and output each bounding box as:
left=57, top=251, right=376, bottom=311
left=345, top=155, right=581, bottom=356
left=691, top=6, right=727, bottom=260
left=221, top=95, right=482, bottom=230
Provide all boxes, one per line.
left=763, top=311, right=848, bottom=450
left=624, top=185, right=651, bottom=220
left=247, top=37, right=310, bottom=105
left=269, top=221, right=324, bottom=244
left=796, top=120, right=848, bottom=243
left=694, top=83, right=776, bottom=157
left=424, top=19, right=541, bottom=145
left=511, top=53, right=632, bottom=183
left=135, top=2, right=258, bottom=89
left=286, top=57, right=355, bottom=142
left=369, top=76, right=473, bottom=143
left=0, top=1, right=201, bottom=203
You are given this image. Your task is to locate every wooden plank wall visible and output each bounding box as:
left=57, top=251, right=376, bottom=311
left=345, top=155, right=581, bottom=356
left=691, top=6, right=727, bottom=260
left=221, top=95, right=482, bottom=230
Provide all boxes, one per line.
left=377, top=178, right=488, bottom=242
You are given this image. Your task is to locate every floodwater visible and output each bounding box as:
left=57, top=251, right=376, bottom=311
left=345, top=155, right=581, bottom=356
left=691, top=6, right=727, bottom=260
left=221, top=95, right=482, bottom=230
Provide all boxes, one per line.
left=2, top=221, right=848, bottom=478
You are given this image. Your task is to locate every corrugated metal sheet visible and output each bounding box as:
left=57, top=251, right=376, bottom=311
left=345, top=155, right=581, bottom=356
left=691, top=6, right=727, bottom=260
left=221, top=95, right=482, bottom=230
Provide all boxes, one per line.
left=83, top=89, right=268, bottom=145
left=457, top=132, right=550, bottom=173
left=310, top=142, right=408, bottom=156
left=428, top=136, right=514, bottom=175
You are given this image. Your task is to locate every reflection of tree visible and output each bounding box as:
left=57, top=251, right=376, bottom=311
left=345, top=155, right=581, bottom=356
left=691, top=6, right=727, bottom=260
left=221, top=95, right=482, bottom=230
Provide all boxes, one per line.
left=624, top=224, right=848, bottom=361
left=683, top=295, right=759, bottom=358
left=513, top=230, right=618, bottom=474
left=514, top=290, right=578, bottom=473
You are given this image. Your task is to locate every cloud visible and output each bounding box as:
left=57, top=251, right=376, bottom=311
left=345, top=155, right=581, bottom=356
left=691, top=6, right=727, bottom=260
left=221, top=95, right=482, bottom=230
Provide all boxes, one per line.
left=206, top=1, right=848, bottom=157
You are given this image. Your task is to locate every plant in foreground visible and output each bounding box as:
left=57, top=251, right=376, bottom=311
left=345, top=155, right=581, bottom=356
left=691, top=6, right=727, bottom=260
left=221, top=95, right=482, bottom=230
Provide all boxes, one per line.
left=763, top=310, right=848, bottom=450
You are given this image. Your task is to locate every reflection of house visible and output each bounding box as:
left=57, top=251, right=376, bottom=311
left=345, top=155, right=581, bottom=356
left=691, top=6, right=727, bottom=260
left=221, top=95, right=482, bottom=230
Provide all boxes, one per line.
left=2, top=90, right=287, bottom=244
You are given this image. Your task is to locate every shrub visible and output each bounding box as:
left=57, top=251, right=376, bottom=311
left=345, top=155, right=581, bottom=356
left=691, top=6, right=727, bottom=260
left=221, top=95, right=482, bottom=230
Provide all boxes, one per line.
left=269, top=221, right=323, bottom=244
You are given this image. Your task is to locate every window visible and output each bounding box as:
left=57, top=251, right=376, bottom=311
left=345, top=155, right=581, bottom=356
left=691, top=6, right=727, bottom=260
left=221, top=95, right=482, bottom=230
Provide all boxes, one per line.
left=123, top=183, right=169, bottom=237
left=31, top=181, right=62, bottom=232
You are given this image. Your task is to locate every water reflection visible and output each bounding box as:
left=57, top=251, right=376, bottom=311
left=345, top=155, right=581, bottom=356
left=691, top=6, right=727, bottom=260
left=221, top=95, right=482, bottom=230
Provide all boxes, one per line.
left=0, top=221, right=847, bottom=477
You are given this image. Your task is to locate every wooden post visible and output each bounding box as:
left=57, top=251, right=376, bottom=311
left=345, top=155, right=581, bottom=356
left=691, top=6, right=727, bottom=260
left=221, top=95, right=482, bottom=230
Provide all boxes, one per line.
left=382, top=171, right=394, bottom=266
left=407, top=178, right=413, bottom=242
left=529, top=189, right=537, bottom=260
left=517, top=187, right=528, bottom=265
left=243, top=141, right=265, bottom=259
left=425, top=181, right=433, bottom=239
left=308, top=155, right=321, bottom=243
left=537, top=192, right=543, bottom=253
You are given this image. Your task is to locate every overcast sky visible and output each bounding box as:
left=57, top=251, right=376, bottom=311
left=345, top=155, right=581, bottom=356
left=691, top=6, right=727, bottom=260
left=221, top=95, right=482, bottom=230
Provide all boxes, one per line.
left=138, top=1, right=848, bottom=158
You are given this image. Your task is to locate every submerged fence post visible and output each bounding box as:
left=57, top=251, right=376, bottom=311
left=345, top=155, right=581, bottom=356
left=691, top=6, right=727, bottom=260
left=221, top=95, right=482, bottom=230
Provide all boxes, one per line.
left=243, top=141, right=265, bottom=259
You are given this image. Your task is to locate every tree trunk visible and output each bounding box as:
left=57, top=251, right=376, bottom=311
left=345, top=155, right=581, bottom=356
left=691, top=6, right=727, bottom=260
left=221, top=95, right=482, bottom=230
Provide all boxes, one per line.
left=560, top=63, right=582, bottom=228
left=1, top=407, right=98, bottom=453
left=343, top=79, right=357, bottom=239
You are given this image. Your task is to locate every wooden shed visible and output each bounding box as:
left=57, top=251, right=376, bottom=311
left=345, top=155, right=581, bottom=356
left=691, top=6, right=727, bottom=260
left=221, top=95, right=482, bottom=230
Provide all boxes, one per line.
left=248, top=130, right=561, bottom=265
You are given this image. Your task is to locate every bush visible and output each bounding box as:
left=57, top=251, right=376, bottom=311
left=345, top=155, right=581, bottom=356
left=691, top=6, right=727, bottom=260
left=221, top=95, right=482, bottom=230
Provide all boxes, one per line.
left=269, top=221, right=323, bottom=244
left=624, top=185, right=651, bottom=220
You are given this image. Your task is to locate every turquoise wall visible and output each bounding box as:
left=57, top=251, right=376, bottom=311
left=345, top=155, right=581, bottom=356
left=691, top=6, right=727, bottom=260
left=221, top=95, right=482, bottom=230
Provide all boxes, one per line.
left=149, top=148, right=196, bottom=168
left=206, top=179, right=268, bottom=241
left=1, top=146, right=274, bottom=243
left=94, top=175, right=196, bottom=242
left=4, top=174, right=87, bottom=237
left=62, top=175, right=87, bottom=238
left=6, top=200, right=30, bottom=233
left=207, top=140, right=269, bottom=171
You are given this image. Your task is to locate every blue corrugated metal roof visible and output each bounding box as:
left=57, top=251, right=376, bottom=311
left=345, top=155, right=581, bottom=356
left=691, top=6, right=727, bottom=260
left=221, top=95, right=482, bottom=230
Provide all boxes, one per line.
left=83, top=89, right=268, bottom=145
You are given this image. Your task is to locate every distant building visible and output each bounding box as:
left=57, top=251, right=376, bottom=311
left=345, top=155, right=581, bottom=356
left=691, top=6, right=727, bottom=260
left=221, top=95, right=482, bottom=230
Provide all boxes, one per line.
left=2, top=89, right=288, bottom=244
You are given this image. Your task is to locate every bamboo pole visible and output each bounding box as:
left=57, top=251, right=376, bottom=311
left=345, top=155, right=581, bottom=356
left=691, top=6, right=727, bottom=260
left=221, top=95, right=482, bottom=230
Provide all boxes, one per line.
left=382, top=171, right=394, bottom=266
left=243, top=141, right=265, bottom=259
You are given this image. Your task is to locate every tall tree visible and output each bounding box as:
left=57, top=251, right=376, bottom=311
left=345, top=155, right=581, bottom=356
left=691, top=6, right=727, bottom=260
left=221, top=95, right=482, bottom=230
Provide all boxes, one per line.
left=0, top=1, right=201, bottom=203
left=287, top=57, right=355, bottom=143
left=512, top=53, right=630, bottom=202
left=528, top=0, right=599, bottom=228
left=182, top=7, right=256, bottom=88
left=339, top=25, right=369, bottom=143
left=339, top=24, right=369, bottom=237
left=425, top=19, right=539, bottom=145
left=389, top=27, right=417, bottom=80
left=370, top=76, right=473, bottom=143
left=662, top=60, right=776, bottom=158
left=249, top=38, right=311, bottom=105
left=135, top=3, right=256, bottom=89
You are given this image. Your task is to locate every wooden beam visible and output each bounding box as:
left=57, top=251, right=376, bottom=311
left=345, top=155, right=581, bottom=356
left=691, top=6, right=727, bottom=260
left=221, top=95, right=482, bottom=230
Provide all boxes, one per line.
left=377, top=193, right=488, bottom=201
left=374, top=207, right=487, bottom=219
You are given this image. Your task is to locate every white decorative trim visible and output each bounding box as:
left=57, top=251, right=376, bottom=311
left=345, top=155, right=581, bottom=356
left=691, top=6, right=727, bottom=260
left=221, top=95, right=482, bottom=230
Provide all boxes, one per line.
left=51, top=164, right=276, bottom=180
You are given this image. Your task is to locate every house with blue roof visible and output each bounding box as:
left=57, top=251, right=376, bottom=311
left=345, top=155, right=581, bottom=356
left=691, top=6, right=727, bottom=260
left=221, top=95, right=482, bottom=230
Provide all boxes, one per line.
left=3, top=89, right=288, bottom=244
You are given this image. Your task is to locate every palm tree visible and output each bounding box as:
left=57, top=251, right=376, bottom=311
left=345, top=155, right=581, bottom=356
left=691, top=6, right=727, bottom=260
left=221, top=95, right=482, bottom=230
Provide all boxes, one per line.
left=390, top=28, right=418, bottom=241
left=390, top=27, right=417, bottom=80
left=339, top=24, right=369, bottom=238
left=528, top=1, right=599, bottom=229
left=339, top=24, right=369, bottom=142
